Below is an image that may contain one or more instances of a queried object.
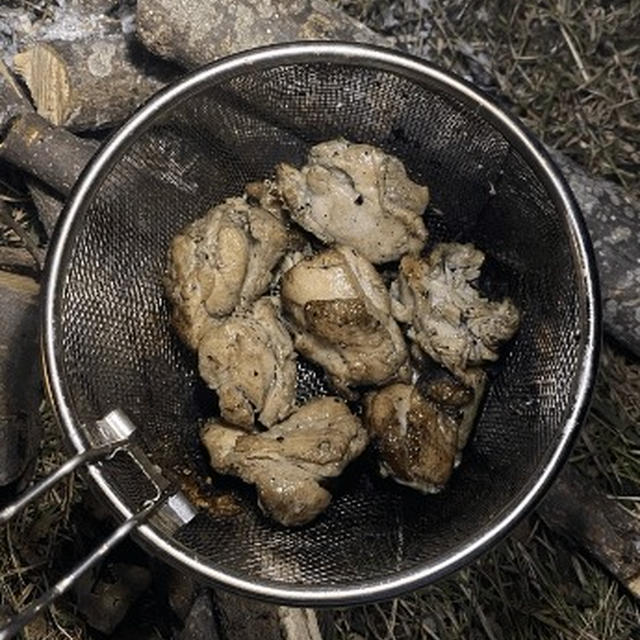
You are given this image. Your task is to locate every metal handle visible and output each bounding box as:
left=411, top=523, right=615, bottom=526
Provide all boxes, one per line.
left=0, top=499, right=160, bottom=640
left=1, top=409, right=137, bottom=525
left=0, top=444, right=117, bottom=524
left=0, top=409, right=196, bottom=640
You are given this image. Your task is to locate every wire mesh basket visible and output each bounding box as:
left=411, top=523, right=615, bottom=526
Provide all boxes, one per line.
left=36, top=42, right=599, bottom=606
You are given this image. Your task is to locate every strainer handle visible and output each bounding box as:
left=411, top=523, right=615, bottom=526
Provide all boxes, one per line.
left=0, top=498, right=161, bottom=640
left=0, top=409, right=196, bottom=640
left=0, top=409, right=136, bottom=525
left=0, top=445, right=117, bottom=525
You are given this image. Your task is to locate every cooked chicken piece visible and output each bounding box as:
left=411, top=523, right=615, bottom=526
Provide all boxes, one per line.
left=201, top=397, right=368, bottom=526
left=245, top=178, right=285, bottom=219
left=276, top=138, right=429, bottom=264
left=390, top=243, right=520, bottom=376
left=365, top=364, right=488, bottom=493
left=419, top=365, right=487, bottom=453
left=281, top=245, right=410, bottom=392
left=364, top=383, right=458, bottom=493
left=164, top=195, right=289, bottom=349
left=198, top=297, right=296, bottom=430
left=245, top=179, right=318, bottom=291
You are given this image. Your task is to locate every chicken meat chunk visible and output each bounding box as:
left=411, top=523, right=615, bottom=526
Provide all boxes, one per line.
left=364, top=383, right=458, bottom=493
left=276, top=138, right=429, bottom=264
left=164, top=194, right=289, bottom=349
left=201, top=397, right=368, bottom=526
left=391, top=243, right=520, bottom=376
left=364, top=364, right=488, bottom=492
left=419, top=365, right=487, bottom=454
left=281, top=245, right=410, bottom=392
left=198, top=297, right=296, bottom=429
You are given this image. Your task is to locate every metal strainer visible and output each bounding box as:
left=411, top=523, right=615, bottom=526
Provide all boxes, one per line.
left=3, top=42, right=600, bottom=627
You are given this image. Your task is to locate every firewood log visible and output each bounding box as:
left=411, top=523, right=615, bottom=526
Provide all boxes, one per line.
left=0, top=112, right=98, bottom=196
left=539, top=464, right=640, bottom=600
left=14, top=38, right=177, bottom=131
left=136, top=0, right=384, bottom=70
left=0, top=270, right=41, bottom=487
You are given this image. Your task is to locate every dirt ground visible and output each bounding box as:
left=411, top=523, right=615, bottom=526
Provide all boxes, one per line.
left=1, top=1, right=639, bottom=639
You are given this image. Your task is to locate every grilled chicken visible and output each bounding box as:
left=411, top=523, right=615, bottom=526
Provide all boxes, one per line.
left=281, top=245, right=410, bottom=393
left=198, top=297, right=296, bottom=430
left=164, top=195, right=289, bottom=349
left=364, top=383, right=458, bottom=492
left=391, top=243, right=520, bottom=376
left=276, top=138, right=429, bottom=264
left=201, top=397, right=368, bottom=526
left=364, top=363, right=488, bottom=492
left=419, top=364, right=487, bottom=454
left=167, top=143, right=520, bottom=511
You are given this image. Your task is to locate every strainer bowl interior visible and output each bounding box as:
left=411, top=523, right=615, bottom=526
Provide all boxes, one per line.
left=43, top=42, right=600, bottom=605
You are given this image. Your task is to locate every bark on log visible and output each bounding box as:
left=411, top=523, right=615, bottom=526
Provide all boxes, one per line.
left=26, top=178, right=65, bottom=237
left=0, top=112, right=98, bottom=196
left=0, top=60, right=32, bottom=132
left=1, top=0, right=134, bottom=60
left=136, top=0, right=385, bottom=69
left=546, top=149, right=640, bottom=355
left=0, top=270, right=41, bottom=486
left=0, top=246, right=38, bottom=275
left=13, top=38, right=177, bottom=131
left=539, top=464, right=640, bottom=600
left=0, top=63, right=66, bottom=236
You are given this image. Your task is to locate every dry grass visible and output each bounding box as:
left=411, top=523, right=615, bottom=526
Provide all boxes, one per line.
left=334, top=526, right=640, bottom=639
left=341, top=0, right=640, bottom=202
left=0, top=169, right=45, bottom=261
left=0, top=403, right=87, bottom=640
left=0, top=177, right=33, bottom=247
left=574, top=343, right=640, bottom=495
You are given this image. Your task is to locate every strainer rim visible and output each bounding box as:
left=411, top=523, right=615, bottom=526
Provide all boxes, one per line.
left=42, top=41, right=601, bottom=605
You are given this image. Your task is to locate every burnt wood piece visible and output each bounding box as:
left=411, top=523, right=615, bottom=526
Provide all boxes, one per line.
left=0, top=62, right=63, bottom=236
left=141, top=564, right=326, bottom=639
left=0, top=270, right=41, bottom=487
left=212, top=590, right=323, bottom=640
left=13, top=38, right=177, bottom=131
left=26, top=178, right=65, bottom=238
left=0, top=112, right=98, bottom=196
left=539, top=464, right=640, bottom=600
left=179, top=592, right=221, bottom=640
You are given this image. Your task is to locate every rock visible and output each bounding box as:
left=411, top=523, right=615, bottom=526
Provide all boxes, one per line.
left=75, top=562, right=152, bottom=635
left=179, top=591, right=220, bottom=640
